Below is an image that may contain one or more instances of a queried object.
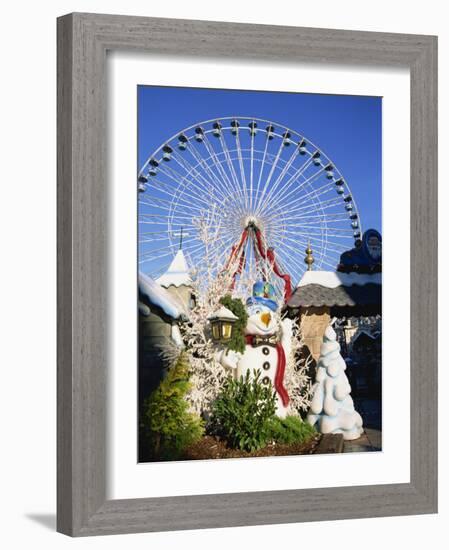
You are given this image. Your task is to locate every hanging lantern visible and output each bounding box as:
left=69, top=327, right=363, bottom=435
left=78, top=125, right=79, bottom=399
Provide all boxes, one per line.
left=208, top=306, right=238, bottom=342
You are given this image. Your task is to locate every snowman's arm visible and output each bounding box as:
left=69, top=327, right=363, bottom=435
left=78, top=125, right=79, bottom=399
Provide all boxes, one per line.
left=214, top=348, right=241, bottom=370
left=280, top=318, right=293, bottom=357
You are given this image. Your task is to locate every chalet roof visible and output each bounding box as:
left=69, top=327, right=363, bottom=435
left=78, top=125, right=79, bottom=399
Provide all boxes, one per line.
left=287, top=271, right=381, bottom=314
left=156, top=249, right=192, bottom=288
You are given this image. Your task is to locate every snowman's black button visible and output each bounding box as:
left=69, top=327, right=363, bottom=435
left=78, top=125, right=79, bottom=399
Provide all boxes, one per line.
left=262, top=347, right=270, bottom=355
left=262, top=376, right=270, bottom=385
left=263, top=362, right=270, bottom=370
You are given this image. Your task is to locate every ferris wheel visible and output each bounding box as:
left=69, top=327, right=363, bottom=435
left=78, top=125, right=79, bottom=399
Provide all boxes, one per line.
left=138, top=116, right=362, bottom=298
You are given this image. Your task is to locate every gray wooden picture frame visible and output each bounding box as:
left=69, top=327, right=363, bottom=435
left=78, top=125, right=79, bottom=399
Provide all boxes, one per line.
left=57, top=12, right=438, bottom=537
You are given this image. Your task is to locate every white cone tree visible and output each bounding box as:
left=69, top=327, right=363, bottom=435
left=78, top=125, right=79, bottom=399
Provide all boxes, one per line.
left=307, top=324, right=363, bottom=441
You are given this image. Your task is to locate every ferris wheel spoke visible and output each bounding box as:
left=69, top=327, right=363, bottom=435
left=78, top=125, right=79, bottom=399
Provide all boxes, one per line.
left=152, top=167, right=215, bottom=208
left=183, top=139, right=235, bottom=203
left=249, top=130, right=255, bottom=210
left=139, top=194, right=205, bottom=216
left=190, top=135, right=235, bottom=200
left=279, top=180, right=338, bottom=213
left=166, top=150, right=228, bottom=209
left=280, top=230, right=349, bottom=251
left=284, top=229, right=354, bottom=240
left=283, top=214, right=350, bottom=227
left=277, top=237, right=334, bottom=271
left=139, top=233, right=198, bottom=256
left=263, top=152, right=317, bottom=209
left=272, top=162, right=330, bottom=209
left=139, top=230, right=173, bottom=236
left=272, top=245, right=307, bottom=278
left=139, top=229, right=194, bottom=244
left=165, top=157, right=221, bottom=202
left=254, top=132, right=270, bottom=205
left=255, top=145, right=300, bottom=217
left=284, top=221, right=353, bottom=233
left=284, top=234, right=346, bottom=257
left=201, top=133, right=243, bottom=203
left=160, top=157, right=228, bottom=206
left=217, top=132, right=245, bottom=205
left=139, top=235, right=171, bottom=244
left=147, top=176, right=207, bottom=204
left=234, top=128, right=249, bottom=210
left=270, top=194, right=345, bottom=220
left=139, top=247, right=178, bottom=263
left=255, top=138, right=285, bottom=218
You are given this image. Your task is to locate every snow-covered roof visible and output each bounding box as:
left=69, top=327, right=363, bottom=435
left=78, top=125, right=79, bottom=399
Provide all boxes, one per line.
left=208, top=306, right=239, bottom=321
left=139, top=272, right=188, bottom=320
left=297, top=271, right=382, bottom=288
left=156, top=249, right=192, bottom=288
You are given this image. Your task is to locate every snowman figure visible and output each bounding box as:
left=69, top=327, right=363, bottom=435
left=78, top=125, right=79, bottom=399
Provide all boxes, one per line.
left=216, top=282, right=292, bottom=417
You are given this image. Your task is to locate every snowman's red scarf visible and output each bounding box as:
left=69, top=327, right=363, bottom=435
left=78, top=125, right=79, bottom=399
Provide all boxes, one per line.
left=245, top=335, right=290, bottom=407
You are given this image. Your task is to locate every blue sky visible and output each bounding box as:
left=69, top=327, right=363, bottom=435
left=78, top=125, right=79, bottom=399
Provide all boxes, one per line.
left=138, top=85, right=382, bottom=233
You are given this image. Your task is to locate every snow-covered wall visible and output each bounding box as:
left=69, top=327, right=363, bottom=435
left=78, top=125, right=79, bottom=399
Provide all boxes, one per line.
left=139, top=272, right=188, bottom=320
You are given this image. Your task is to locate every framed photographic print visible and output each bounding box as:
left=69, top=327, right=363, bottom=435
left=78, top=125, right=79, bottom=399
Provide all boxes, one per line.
left=57, top=13, right=437, bottom=536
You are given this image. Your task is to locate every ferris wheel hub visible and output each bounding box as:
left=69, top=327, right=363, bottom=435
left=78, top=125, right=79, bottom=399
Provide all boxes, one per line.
left=244, top=215, right=259, bottom=229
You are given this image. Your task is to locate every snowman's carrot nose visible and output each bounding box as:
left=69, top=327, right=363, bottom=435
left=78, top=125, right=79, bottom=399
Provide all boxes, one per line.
left=261, top=312, right=271, bottom=327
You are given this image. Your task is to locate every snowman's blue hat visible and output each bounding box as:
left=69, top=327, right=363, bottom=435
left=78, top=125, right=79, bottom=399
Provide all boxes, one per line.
left=246, top=281, right=278, bottom=312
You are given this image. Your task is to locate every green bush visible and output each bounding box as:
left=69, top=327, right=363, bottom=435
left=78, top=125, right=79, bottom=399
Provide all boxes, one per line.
left=211, top=371, right=277, bottom=452
left=267, top=415, right=316, bottom=445
left=218, top=295, right=248, bottom=354
left=141, top=352, right=204, bottom=460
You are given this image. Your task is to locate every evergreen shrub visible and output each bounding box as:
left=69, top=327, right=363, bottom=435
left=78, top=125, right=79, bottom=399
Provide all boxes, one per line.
left=141, top=352, right=204, bottom=460
left=211, top=370, right=277, bottom=452
left=267, top=415, right=316, bottom=445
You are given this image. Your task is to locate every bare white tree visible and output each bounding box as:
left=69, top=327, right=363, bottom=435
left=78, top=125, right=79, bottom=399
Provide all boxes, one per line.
left=172, top=210, right=312, bottom=417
